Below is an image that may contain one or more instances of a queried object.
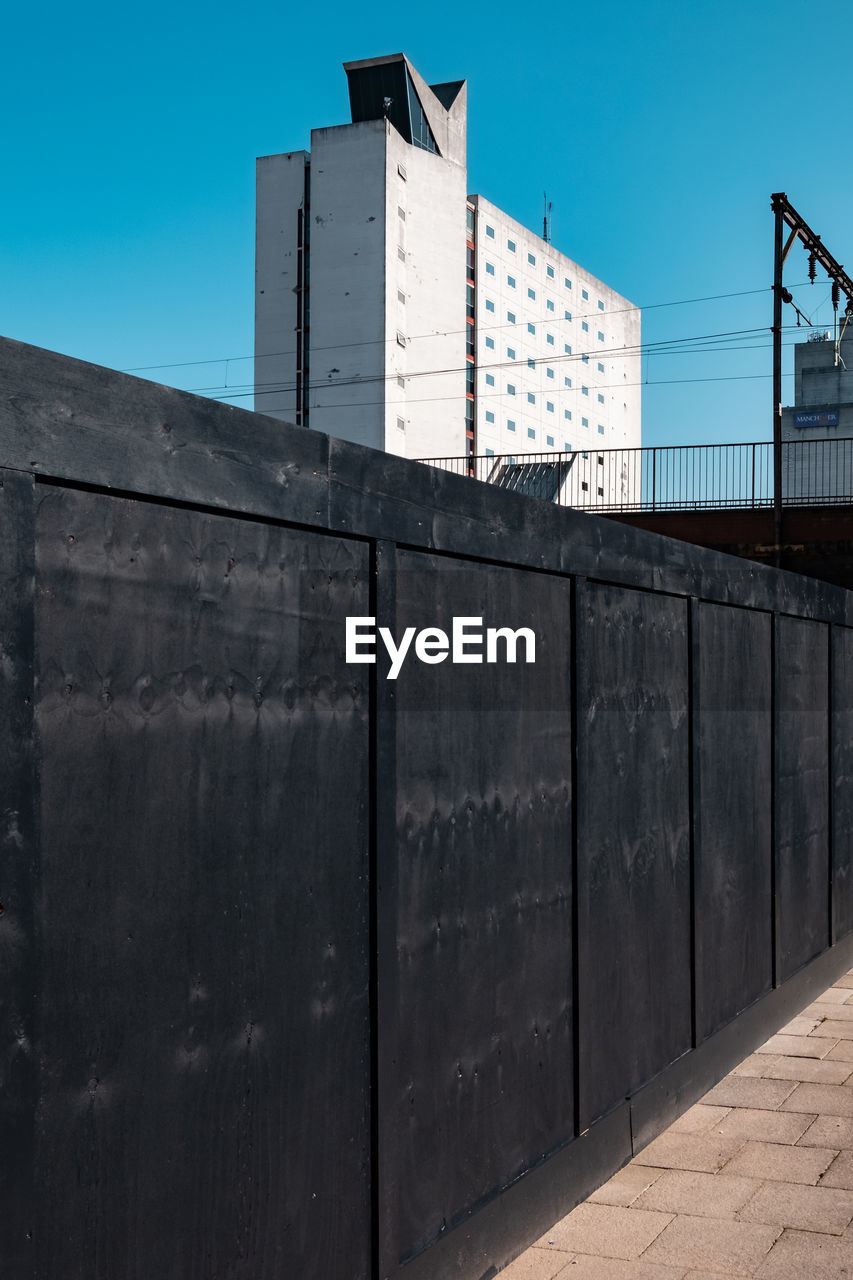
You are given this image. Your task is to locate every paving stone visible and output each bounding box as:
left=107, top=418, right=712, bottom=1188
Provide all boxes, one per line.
left=757, top=1034, right=832, bottom=1059
left=778, top=1016, right=821, bottom=1036
left=820, top=1150, right=853, bottom=1189
left=826, top=1041, right=853, bottom=1062
left=754, top=1227, right=853, bottom=1277
left=550, top=1255, right=687, bottom=1278
left=733, top=1052, right=778, bottom=1077
left=633, top=1169, right=761, bottom=1218
left=759, top=1055, right=853, bottom=1085
left=737, top=1179, right=853, bottom=1234
left=832, top=973, right=853, bottom=988
left=499, top=1244, right=578, bottom=1274
left=703, top=1077, right=797, bottom=1110
left=780, top=1082, right=853, bottom=1117
left=714, top=1106, right=815, bottom=1145
left=642, top=1214, right=781, bottom=1275
left=810, top=987, right=853, bottom=1005
left=722, top=1140, right=837, bottom=1184
left=588, top=1165, right=664, bottom=1207
left=535, top=1204, right=672, bottom=1260
left=805, top=1003, right=853, bottom=1022
left=500, top=1247, right=578, bottom=1279
left=667, top=1105, right=731, bottom=1135
left=634, top=1132, right=745, bottom=1174
left=799, top=1114, right=853, bottom=1149
left=809, top=1019, right=853, bottom=1040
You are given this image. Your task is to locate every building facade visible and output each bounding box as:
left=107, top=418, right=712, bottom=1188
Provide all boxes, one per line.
left=255, top=54, right=642, bottom=485
left=782, top=328, right=853, bottom=502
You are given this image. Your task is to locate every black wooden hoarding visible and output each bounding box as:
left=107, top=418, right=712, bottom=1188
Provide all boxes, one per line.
left=1, top=335, right=853, bottom=1279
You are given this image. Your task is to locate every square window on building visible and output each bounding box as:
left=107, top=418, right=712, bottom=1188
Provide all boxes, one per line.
left=486, top=299, right=495, bottom=312
left=396, top=331, right=407, bottom=347
left=598, top=425, right=605, bottom=434
left=486, top=373, right=495, bottom=386
left=547, top=265, right=555, bottom=278
left=485, top=410, right=495, bottom=423
left=564, top=344, right=572, bottom=355
left=582, top=321, right=589, bottom=332
left=582, top=450, right=589, bottom=458
left=507, top=275, right=516, bottom=288
left=547, top=368, right=555, bottom=378
left=582, top=386, right=589, bottom=395
left=397, top=416, right=405, bottom=431
left=527, top=357, right=535, bottom=369
left=486, top=448, right=495, bottom=456
left=398, top=246, right=406, bottom=263
left=507, top=346, right=516, bottom=359
left=598, top=332, right=604, bottom=342
left=486, top=225, right=495, bottom=238
left=397, top=289, right=406, bottom=304
left=486, top=262, right=495, bottom=275
left=485, top=336, right=495, bottom=349
left=565, top=311, right=572, bottom=322
left=564, top=377, right=572, bottom=387
left=598, top=300, right=605, bottom=310
left=507, top=419, right=516, bottom=431
left=581, top=480, right=589, bottom=491
left=546, top=334, right=555, bottom=345
left=528, top=428, right=536, bottom=439
left=564, top=442, right=572, bottom=451
left=398, top=206, right=406, bottom=221
left=546, top=401, right=554, bottom=413
left=527, top=392, right=535, bottom=404
left=564, top=410, right=572, bottom=420
left=547, top=435, right=554, bottom=446
left=597, top=455, right=604, bottom=464
left=507, top=311, right=516, bottom=323
left=597, top=393, right=604, bottom=404
left=527, top=287, right=536, bottom=300
left=564, top=277, right=572, bottom=289
left=507, top=239, right=516, bottom=252
left=582, top=288, right=589, bottom=300
left=507, top=383, right=516, bottom=395
left=582, top=417, right=589, bottom=427
left=597, top=486, right=604, bottom=496
left=597, top=362, right=604, bottom=372
left=466, top=208, right=475, bottom=232
left=528, top=252, right=536, bottom=265
left=547, top=299, right=555, bottom=312
left=527, top=322, right=535, bottom=334
left=582, top=353, right=589, bottom=363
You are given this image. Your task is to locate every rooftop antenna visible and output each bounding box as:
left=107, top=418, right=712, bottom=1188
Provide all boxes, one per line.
left=543, top=193, right=552, bottom=244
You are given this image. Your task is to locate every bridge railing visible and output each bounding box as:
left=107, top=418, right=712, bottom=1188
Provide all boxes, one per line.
left=418, top=438, right=853, bottom=512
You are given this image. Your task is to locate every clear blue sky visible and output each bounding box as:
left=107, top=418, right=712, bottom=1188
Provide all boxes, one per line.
left=3, top=0, right=852, bottom=448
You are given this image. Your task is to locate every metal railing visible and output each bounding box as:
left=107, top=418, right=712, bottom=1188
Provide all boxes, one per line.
left=417, top=438, right=853, bottom=513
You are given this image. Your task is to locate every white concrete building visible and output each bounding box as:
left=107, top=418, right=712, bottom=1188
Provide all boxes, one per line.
left=255, top=53, right=642, bottom=490
left=782, top=329, right=853, bottom=502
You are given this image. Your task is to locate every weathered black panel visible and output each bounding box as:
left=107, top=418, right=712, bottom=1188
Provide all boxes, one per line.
left=384, top=555, right=572, bottom=1270
left=32, top=488, right=370, bottom=1280
left=694, top=604, right=772, bottom=1039
left=576, top=583, right=691, bottom=1129
left=776, top=616, right=830, bottom=981
left=832, top=627, right=853, bottom=940
left=0, top=472, right=36, bottom=1278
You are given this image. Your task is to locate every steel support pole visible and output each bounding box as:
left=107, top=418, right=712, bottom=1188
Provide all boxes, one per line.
left=772, top=198, right=784, bottom=565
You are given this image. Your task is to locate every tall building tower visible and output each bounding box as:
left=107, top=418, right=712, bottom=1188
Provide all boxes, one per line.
left=782, top=329, right=853, bottom=501
left=255, top=54, right=642, bottom=477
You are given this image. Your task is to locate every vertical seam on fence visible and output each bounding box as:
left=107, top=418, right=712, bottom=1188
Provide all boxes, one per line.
left=771, top=614, right=779, bottom=987
left=687, top=597, right=698, bottom=1049
left=570, top=576, right=581, bottom=1138
left=828, top=624, right=835, bottom=946
left=370, top=538, right=397, bottom=1280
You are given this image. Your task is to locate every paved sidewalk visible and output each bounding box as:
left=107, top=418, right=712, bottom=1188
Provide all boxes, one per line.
left=503, top=968, right=853, bottom=1278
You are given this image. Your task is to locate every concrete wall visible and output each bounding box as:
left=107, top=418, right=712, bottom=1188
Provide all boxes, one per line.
left=254, top=150, right=308, bottom=422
